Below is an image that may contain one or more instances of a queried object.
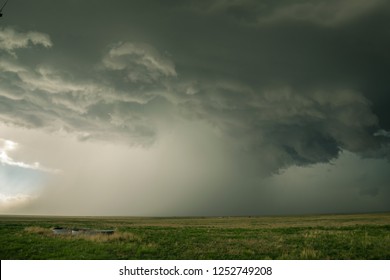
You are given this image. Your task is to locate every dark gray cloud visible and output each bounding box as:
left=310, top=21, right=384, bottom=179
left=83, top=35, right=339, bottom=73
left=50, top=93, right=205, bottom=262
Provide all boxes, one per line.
left=2, top=0, right=389, bottom=160
left=0, top=27, right=171, bottom=145
left=1, top=0, right=390, bottom=215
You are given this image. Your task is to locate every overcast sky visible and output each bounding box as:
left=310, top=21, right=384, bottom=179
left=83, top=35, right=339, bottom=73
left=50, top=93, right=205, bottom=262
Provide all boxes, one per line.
left=1, top=0, right=389, bottom=216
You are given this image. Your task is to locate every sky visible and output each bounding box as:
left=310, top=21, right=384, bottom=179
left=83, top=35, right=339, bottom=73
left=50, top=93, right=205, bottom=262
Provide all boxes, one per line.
left=0, top=0, right=389, bottom=216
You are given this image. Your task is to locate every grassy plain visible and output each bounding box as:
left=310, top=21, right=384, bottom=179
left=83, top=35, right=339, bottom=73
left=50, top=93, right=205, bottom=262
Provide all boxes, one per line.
left=1, top=213, right=389, bottom=259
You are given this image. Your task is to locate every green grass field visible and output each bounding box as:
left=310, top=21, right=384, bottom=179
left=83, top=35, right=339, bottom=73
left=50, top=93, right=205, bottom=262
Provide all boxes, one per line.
left=1, top=213, right=389, bottom=260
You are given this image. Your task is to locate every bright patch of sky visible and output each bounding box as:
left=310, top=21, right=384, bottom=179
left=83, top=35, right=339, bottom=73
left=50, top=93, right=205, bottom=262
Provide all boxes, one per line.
left=0, top=137, right=59, bottom=211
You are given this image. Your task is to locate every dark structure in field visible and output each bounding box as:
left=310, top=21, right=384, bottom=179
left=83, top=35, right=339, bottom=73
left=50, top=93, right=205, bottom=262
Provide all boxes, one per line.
left=52, top=227, right=114, bottom=235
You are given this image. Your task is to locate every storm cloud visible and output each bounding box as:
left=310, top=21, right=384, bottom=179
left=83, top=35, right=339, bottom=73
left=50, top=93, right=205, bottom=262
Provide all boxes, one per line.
left=1, top=0, right=389, bottom=215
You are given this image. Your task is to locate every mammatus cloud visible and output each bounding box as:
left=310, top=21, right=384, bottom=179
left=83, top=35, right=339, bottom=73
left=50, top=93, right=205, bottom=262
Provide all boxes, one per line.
left=103, top=42, right=177, bottom=83
left=1, top=24, right=389, bottom=175
left=0, top=27, right=52, bottom=55
left=0, top=1, right=389, bottom=216
left=0, top=28, right=176, bottom=145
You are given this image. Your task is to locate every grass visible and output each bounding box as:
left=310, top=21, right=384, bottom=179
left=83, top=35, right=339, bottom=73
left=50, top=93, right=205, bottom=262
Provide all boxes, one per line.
left=0, top=213, right=389, bottom=259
